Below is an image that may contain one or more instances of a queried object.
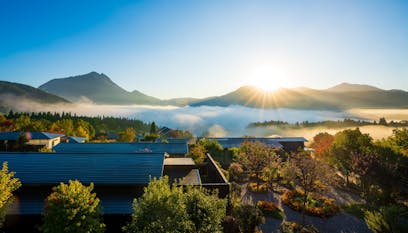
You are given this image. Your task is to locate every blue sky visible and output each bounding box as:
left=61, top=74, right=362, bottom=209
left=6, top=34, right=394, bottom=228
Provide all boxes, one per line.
left=0, top=0, right=407, bottom=99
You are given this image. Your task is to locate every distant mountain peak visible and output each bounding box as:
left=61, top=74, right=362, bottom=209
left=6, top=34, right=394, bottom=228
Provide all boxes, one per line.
left=326, top=82, right=382, bottom=92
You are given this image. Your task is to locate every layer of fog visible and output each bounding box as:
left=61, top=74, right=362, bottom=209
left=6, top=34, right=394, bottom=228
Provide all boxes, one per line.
left=3, top=95, right=407, bottom=140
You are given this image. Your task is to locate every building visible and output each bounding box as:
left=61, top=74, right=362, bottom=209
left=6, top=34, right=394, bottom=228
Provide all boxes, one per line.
left=2, top=152, right=228, bottom=232
left=0, top=132, right=64, bottom=151
left=52, top=142, right=189, bottom=156
left=205, top=137, right=308, bottom=152
left=64, top=136, right=87, bottom=143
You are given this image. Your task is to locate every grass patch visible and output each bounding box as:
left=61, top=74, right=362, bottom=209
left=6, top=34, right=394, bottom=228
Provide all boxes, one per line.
left=342, top=203, right=367, bottom=219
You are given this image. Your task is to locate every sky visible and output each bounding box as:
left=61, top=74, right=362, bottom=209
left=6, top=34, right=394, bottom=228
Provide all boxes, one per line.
left=0, top=0, right=407, bottom=99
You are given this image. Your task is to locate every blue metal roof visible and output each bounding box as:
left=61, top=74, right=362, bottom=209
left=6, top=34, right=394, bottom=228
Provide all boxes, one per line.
left=205, top=137, right=283, bottom=149
left=53, top=142, right=188, bottom=154
left=67, top=136, right=86, bottom=143
left=0, top=153, right=164, bottom=185
left=0, top=132, right=64, bottom=140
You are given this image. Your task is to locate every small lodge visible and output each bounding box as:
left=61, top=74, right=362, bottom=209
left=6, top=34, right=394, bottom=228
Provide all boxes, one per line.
left=205, top=137, right=308, bottom=152
left=0, top=132, right=64, bottom=151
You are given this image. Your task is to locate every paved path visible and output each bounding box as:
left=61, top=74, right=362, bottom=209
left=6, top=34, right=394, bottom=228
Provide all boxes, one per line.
left=240, top=183, right=372, bottom=233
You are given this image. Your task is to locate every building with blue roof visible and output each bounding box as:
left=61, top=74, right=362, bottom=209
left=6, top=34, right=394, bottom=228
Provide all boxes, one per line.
left=0, top=132, right=64, bottom=151
left=53, top=142, right=189, bottom=155
left=2, top=152, right=164, bottom=216
left=65, top=136, right=87, bottom=143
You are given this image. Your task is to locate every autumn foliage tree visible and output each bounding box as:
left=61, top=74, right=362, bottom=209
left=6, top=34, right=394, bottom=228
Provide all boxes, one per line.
left=0, top=162, right=21, bottom=229
left=311, top=132, right=334, bottom=159
left=40, top=180, right=105, bottom=233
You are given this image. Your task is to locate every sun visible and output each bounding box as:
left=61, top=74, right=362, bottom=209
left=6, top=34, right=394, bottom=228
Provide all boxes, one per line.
left=246, top=65, right=291, bottom=92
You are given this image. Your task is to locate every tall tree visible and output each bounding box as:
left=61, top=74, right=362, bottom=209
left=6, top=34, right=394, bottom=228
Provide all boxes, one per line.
left=238, top=141, right=278, bottom=190
left=40, top=180, right=105, bottom=233
left=311, top=132, right=334, bottom=159
left=284, top=151, right=335, bottom=225
left=0, top=162, right=21, bottom=229
left=329, top=128, right=373, bottom=185
left=150, top=122, right=157, bottom=135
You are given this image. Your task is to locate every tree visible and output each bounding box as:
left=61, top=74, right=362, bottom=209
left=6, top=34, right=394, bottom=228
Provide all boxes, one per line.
left=0, top=162, right=21, bottom=229
left=232, top=204, right=264, bottom=233
left=14, top=115, right=31, bottom=131
left=388, top=128, right=408, bottom=155
left=238, top=141, right=278, bottom=190
left=311, top=132, right=334, bottom=159
left=150, top=122, right=157, bottom=135
left=284, top=151, right=335, bottom=225
left=379, top=117, right=388, bottom=126
left=118, top=128, right=136, bottom=142
left=185, top=187, right=226, bottom=233
left=198, top=138, right=224, bottom=157
left=40, top=180, right=105, bottom=233
left=187, top=144, right=207, bottom=164
left=365, top=205, right=408, bottom=233
left=124, top=176, right=226, bottom=233
left=329, top=128, right=373, bottom=185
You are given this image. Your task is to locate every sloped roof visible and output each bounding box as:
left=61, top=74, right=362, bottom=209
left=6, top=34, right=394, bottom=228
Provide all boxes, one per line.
left=0, top=132, right=64, bottom=140
left=67, top=136, right=86, bottom=143
left=53, top=142, right=188, bottom=154
left=0, top=153, right=164, bottom=185
left=206, top=137, right=283, bottom=149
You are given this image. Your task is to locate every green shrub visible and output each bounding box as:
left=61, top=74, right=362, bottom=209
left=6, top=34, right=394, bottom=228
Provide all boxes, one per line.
left=40, top=180, right=105, bottom=233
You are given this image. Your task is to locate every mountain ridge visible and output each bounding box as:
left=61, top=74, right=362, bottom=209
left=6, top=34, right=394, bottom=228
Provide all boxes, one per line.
left=4, top=71, right=406, bottom=110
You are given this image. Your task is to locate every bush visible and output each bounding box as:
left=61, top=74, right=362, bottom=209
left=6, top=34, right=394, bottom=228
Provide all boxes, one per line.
left=342, top=203, right=367, bottom=219
left=257, top=201, right=284, bottom=219
left=281, top=221, right=319, bottom=233
left=124, top=177, right=226, bottom=233
left=40, top=180, right=105, bottom=233
left=281, top=190, right=340, bottom=218
left=0, top=162, right=21, bottom=229
left=248, top=182, right=268, bottom=193
left=233, top=203, right=264, bottom=233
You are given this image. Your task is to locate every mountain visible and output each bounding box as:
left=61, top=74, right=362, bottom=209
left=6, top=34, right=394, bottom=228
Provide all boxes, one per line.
left=39, top=72, right=161, bottom=105
left=0, top=81, right=70, bottom=112
left=191, top=84, right=408, bottom=110
left=326, top=82, right=381, bottom=92
left=0, top=81, right=70, bottom=104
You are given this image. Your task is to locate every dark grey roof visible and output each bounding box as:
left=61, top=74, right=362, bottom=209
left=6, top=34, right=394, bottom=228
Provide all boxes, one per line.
left=52, top=142, right=188, bottom=154
left=0, top=153, right=164, bottom=185
left=0, top=132, right=64, bottom=140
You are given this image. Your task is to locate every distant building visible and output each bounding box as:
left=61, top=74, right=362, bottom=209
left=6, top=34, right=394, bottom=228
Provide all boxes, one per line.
left=0, top=132, right=64, bottom=151
left=204, top=137, right=308, bottom=152
left=64, top=136, right=86, bottom=143
left=53, top=142, right=189, bottom=156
